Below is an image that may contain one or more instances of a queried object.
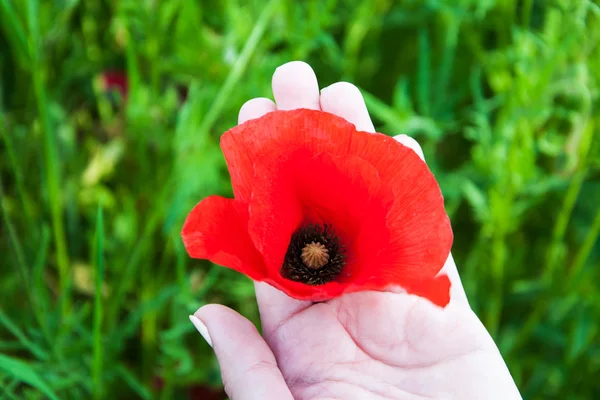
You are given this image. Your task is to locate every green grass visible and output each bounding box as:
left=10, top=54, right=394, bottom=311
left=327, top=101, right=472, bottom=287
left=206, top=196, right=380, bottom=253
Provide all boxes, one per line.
left=92, top=202, right=104, bottom=399
left=1, top=0, right=599, bottom=399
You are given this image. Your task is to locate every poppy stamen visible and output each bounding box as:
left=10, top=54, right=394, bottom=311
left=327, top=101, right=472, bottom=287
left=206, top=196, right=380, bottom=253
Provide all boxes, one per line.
left=301, top=242, right=330, bottom=269
left=281, top=224, right=346, bottom=285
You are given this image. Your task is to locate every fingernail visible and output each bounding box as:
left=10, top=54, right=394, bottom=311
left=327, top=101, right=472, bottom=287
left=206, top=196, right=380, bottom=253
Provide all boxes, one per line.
left=189, top=315, right=213, bottom=347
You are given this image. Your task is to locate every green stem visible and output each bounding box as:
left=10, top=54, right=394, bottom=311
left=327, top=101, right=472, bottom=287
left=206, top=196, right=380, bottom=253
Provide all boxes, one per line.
left=545, top=117, right=593, bottom=281
left=27, top=0, right=71, bottom=317
left=174, top=233, right=190, bottom=299
left=0, top=0, right=29, bottom=59
left=93, top=203, right=105, bottom=399
left=0, top=126, right=35, bottom=232
left=141, top=264, right=157, bottom=382
left=32, top=225, right=53, bottom=345
left=486, top=231, right=505, bottom=337
left=416, top=28, right=431, bottom=116
left=196, top=0, right=280, bottom=140
left=521, top=0, right=534, bottom=27
left=545, top=169, right=586, bottom=279
left=570, top=210, right=600, bottom=281
left=435, top=13, right=459, bottom=117
left=0, top=176, right=34, bottom=311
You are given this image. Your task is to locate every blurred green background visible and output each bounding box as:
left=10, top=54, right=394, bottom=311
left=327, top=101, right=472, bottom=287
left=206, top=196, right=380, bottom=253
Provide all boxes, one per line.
left=1, top=0, right=599, bottom=399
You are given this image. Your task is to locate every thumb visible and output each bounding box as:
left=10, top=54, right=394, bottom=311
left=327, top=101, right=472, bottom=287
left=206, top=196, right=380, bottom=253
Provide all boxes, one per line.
left=190, top=304, right=294, bottom=400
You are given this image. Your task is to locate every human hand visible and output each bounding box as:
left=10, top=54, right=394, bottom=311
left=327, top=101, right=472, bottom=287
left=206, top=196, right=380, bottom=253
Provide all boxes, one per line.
left=189, top=61, right=522, bottom=400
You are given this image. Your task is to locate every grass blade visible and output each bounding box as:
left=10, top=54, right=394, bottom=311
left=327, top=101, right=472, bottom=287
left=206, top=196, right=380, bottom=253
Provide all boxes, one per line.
left=0, top=309, right=48, bottom=361
left=416, top=28, right=431, bottom=116
left=195, top=0, right=280, bottom=140
left=0, top=354, right=59, bottom=400
left=0, top=125, right=35, bottom=231
left=0, top=0, right=29, bottom=60
left=116, top=365, right=152, bottom=400
left=32, top=225, right=52, bottom=342
left=92, top=202, right=105, bottom=399
left=570, top=209, right=600, bottom=281
left=0, top=175, right=33, bottom=307
left=27, top=0, right=71, bottom=317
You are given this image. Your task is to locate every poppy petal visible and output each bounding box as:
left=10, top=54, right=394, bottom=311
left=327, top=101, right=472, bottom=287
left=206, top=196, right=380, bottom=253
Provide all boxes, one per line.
left=372, top=152, right=453, bottom=282
left=347, top=130, right=453, bottom=283
left=289, top=153, right=393, bottom=281
left=246, top=150, right=304, bottom=274
left=263, top=275, right=346, bottom=301
left=221, top=109, right=354, bottom=202
left=400, top=274, right=451, bottom=307
left=181, top=196, right=266, bottom=279
left=246, top=149, right=391, bottom=273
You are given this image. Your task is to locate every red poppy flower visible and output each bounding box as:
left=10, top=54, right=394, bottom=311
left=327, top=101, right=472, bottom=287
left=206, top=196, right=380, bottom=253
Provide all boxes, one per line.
left=100, top=71, right=129, bottom=98
left=181, top=109, right=453, bottom=307
left=97, top=71, right=189, bottom=103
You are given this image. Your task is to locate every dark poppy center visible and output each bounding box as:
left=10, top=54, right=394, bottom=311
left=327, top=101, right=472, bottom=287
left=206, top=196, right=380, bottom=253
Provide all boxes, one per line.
left=280, top=224, right=346, bottom=285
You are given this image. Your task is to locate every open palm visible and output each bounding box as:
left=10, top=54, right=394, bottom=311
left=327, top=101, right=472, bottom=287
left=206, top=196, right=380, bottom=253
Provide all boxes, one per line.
left=191, top=62, right=521, bottom=400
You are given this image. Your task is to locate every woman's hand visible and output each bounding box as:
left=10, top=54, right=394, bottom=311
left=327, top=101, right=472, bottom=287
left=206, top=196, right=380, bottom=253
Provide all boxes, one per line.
left=190, top=61, right=522, bottom=400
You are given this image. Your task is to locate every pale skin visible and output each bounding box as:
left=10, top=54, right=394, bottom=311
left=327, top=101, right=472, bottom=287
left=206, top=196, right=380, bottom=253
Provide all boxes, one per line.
left=190, top=61, right=522, bottom=400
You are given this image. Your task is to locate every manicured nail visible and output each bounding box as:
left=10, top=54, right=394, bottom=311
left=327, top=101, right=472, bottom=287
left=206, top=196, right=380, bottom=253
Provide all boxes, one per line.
left=189, top=315, right=213, bottom=347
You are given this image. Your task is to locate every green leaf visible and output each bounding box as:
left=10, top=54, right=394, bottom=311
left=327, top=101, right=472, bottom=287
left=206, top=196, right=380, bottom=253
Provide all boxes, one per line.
left=0, top=354, right=59, bottom=400
left=0, top=310, right=48, bottom=361
left=461, top=179, right=489, bottom=221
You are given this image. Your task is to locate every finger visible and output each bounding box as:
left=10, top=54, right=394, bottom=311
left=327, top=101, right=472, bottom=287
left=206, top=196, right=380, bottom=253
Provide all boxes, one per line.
left=394, top=134, right=468, bottom=305
left=272, top=61, right=320, bottom=110
left=320, top=82, right=375, bottom=132
left=393, top=134, right=425, bottom=160
left=191, top=305, right=294, bottom=400
left=254, top=281, right=312, bottom=338
left=238, top=97, right=276, bottom=125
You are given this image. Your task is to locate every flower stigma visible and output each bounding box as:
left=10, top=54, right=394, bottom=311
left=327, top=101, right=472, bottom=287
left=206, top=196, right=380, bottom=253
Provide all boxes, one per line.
left=301, top=242, right=330, bottom=269
left=281, top=224, right=346, bottom=285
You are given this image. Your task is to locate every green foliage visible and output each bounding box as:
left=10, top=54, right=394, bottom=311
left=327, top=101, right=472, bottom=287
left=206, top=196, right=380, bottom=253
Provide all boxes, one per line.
left=1, top=0, right=599, bottom=398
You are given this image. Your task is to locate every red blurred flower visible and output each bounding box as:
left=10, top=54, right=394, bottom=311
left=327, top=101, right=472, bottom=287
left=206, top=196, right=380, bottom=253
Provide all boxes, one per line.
left=100, top=71, right=128, bottom=99
left=182, top=109, right=453, bottom=306
left=97, top=71, right=190, bottom=103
